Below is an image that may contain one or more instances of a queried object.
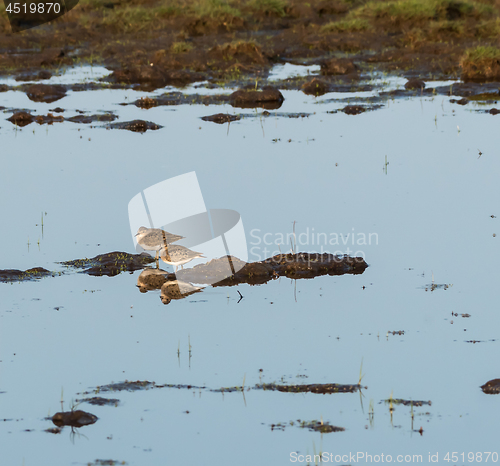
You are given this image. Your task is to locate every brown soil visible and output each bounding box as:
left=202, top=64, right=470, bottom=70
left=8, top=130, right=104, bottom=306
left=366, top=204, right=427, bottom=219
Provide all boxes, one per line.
left=1, top=0, right=500, bottom=89
left=255, top=382, right=364, bottom=394
left=270, top=420, right=345, bottom=433
left=52, top=410, right=98, bottom=427
left=382, top=398, right=432, bottom=406
left=137, top=252, right=368, bottom=289
left=481, top=378, right=500, bottom=394
left=76, top=397, right=120, bottom=406
left=0, top=267, right=53, bottom=282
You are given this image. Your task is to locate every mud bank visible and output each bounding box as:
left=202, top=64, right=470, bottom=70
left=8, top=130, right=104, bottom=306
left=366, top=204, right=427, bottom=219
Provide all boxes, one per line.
left=1, top=0, right=500, bottom=88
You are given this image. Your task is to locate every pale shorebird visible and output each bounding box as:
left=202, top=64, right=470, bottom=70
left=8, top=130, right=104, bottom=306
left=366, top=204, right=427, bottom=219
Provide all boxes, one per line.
left=160, top=280, right=203, bottom=304
left=159, top=244, right=205, bottom=272
left=135, top=226, right=184, bottom=261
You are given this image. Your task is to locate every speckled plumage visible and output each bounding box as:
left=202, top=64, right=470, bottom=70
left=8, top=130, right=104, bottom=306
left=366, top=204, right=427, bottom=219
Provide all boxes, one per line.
left=159, top=244, right=205, bottom=272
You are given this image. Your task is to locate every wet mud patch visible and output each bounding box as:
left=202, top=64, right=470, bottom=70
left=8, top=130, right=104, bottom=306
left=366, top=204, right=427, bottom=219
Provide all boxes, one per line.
left=270, top=420, right=345, bottom=433
left=255, top=382, right=364, bottom=394
left=67, top=113, right=118, bottom=124
left=76, top=397, right=120, bottom=407
left=45, top=427, right=61, bottom=434
left=433, top=82, right=500, bottom=98
left=229, top=88, right=285, bottom=109
left=201, top=113, right=241, bottom=124
left=15, top=70, right=53, bottom=82
left=424, top=283, right=451, bottom=291
left=130, top=92, right=231, bottom=108
left=60, top=252, right=154, bottom=276
left=0, top=267, right=53, bottom=283
left=5, top=110, right=117, bottom=126
left=52, top=410, right=98, bottom=428
left=105, top=65, right=204, bottom=91
left=6, top=111, right=64, bottom=126
left=23, top=84, right=67, bottom=103
left=327, top=104, right=383, bottom=115
left=88, top=461, right=127, bottom=466
left=80, top=380, right=207, bottom=396
left=480, top=379, right=500, bottom=394
left=180, top=253, right=367, bottom=286
left=381, top=398, right=431, bottom=407
left=106, top=120, right=163, bottom=132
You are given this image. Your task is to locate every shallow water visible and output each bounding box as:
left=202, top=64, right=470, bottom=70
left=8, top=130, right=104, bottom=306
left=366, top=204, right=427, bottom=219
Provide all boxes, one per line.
left=1, top=66, right=500, bottom=465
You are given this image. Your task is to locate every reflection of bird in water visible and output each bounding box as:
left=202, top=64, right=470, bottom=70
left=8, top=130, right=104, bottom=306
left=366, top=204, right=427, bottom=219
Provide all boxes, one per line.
left=159, top=244, right=205, bottom=272
left=160, top=280, right=203, bottom=304
left=136, top=267, right=169, bottom=293
left=135, top=226, right=184, bottom=261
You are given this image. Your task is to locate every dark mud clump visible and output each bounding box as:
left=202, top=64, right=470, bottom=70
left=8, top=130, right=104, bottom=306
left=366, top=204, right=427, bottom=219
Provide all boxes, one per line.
left=302, top=78, right=330, bottom=96
left=105, top=64, right=204, bottom=91
left=480, top=379, right=500, bottom=394
left=229, top=87, right=284, bottom=109
left=255, top=382, right=364, bottom=394
left=16, top=70, right=52, bottom=81
left=173, top=252, right=367, bottom=287
left=95, top=380, right=155, bottom=392
left=88, top=461, right=128, bottom=466
left=77, top=397, right=120, bottom=406
left=107, top=120, right=162, bottom=132
left=405, top=78, right=426, bottom=90
left=321, top=58, right=358, bottom=77
left=433, top=82, right=500, bottom=98
left=67, top=113, right=118, bottom=124
left=7, top=111, right=35, bottom=126
left=271, top=419, right=345, bottom=433
left=0, top=267, right=53, bottom=283
left=450, top=97, right=470, bottom=105
left=52, top=410, right=98, bottom=428
left=60, top=252, right=154, bottom=276
left=131, top=92, right=230, bottom=108
left=45, top=427, right=61, bottom=434
left=81, top=380, right=207, bottom=396
left=303, top=421, right=345, bottom=433
left=382, top=398, right=431, bottom=406
left=201, top=113, right=241, bottom=124
left=24, top=84, right=66, bottom=103
left=6, top=111, right=65, bottom=126
left=343, top=105, right=366, bottom=115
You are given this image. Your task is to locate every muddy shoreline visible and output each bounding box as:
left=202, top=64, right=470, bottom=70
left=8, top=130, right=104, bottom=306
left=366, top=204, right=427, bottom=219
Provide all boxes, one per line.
left=1, top=0, right=500, bottom=92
